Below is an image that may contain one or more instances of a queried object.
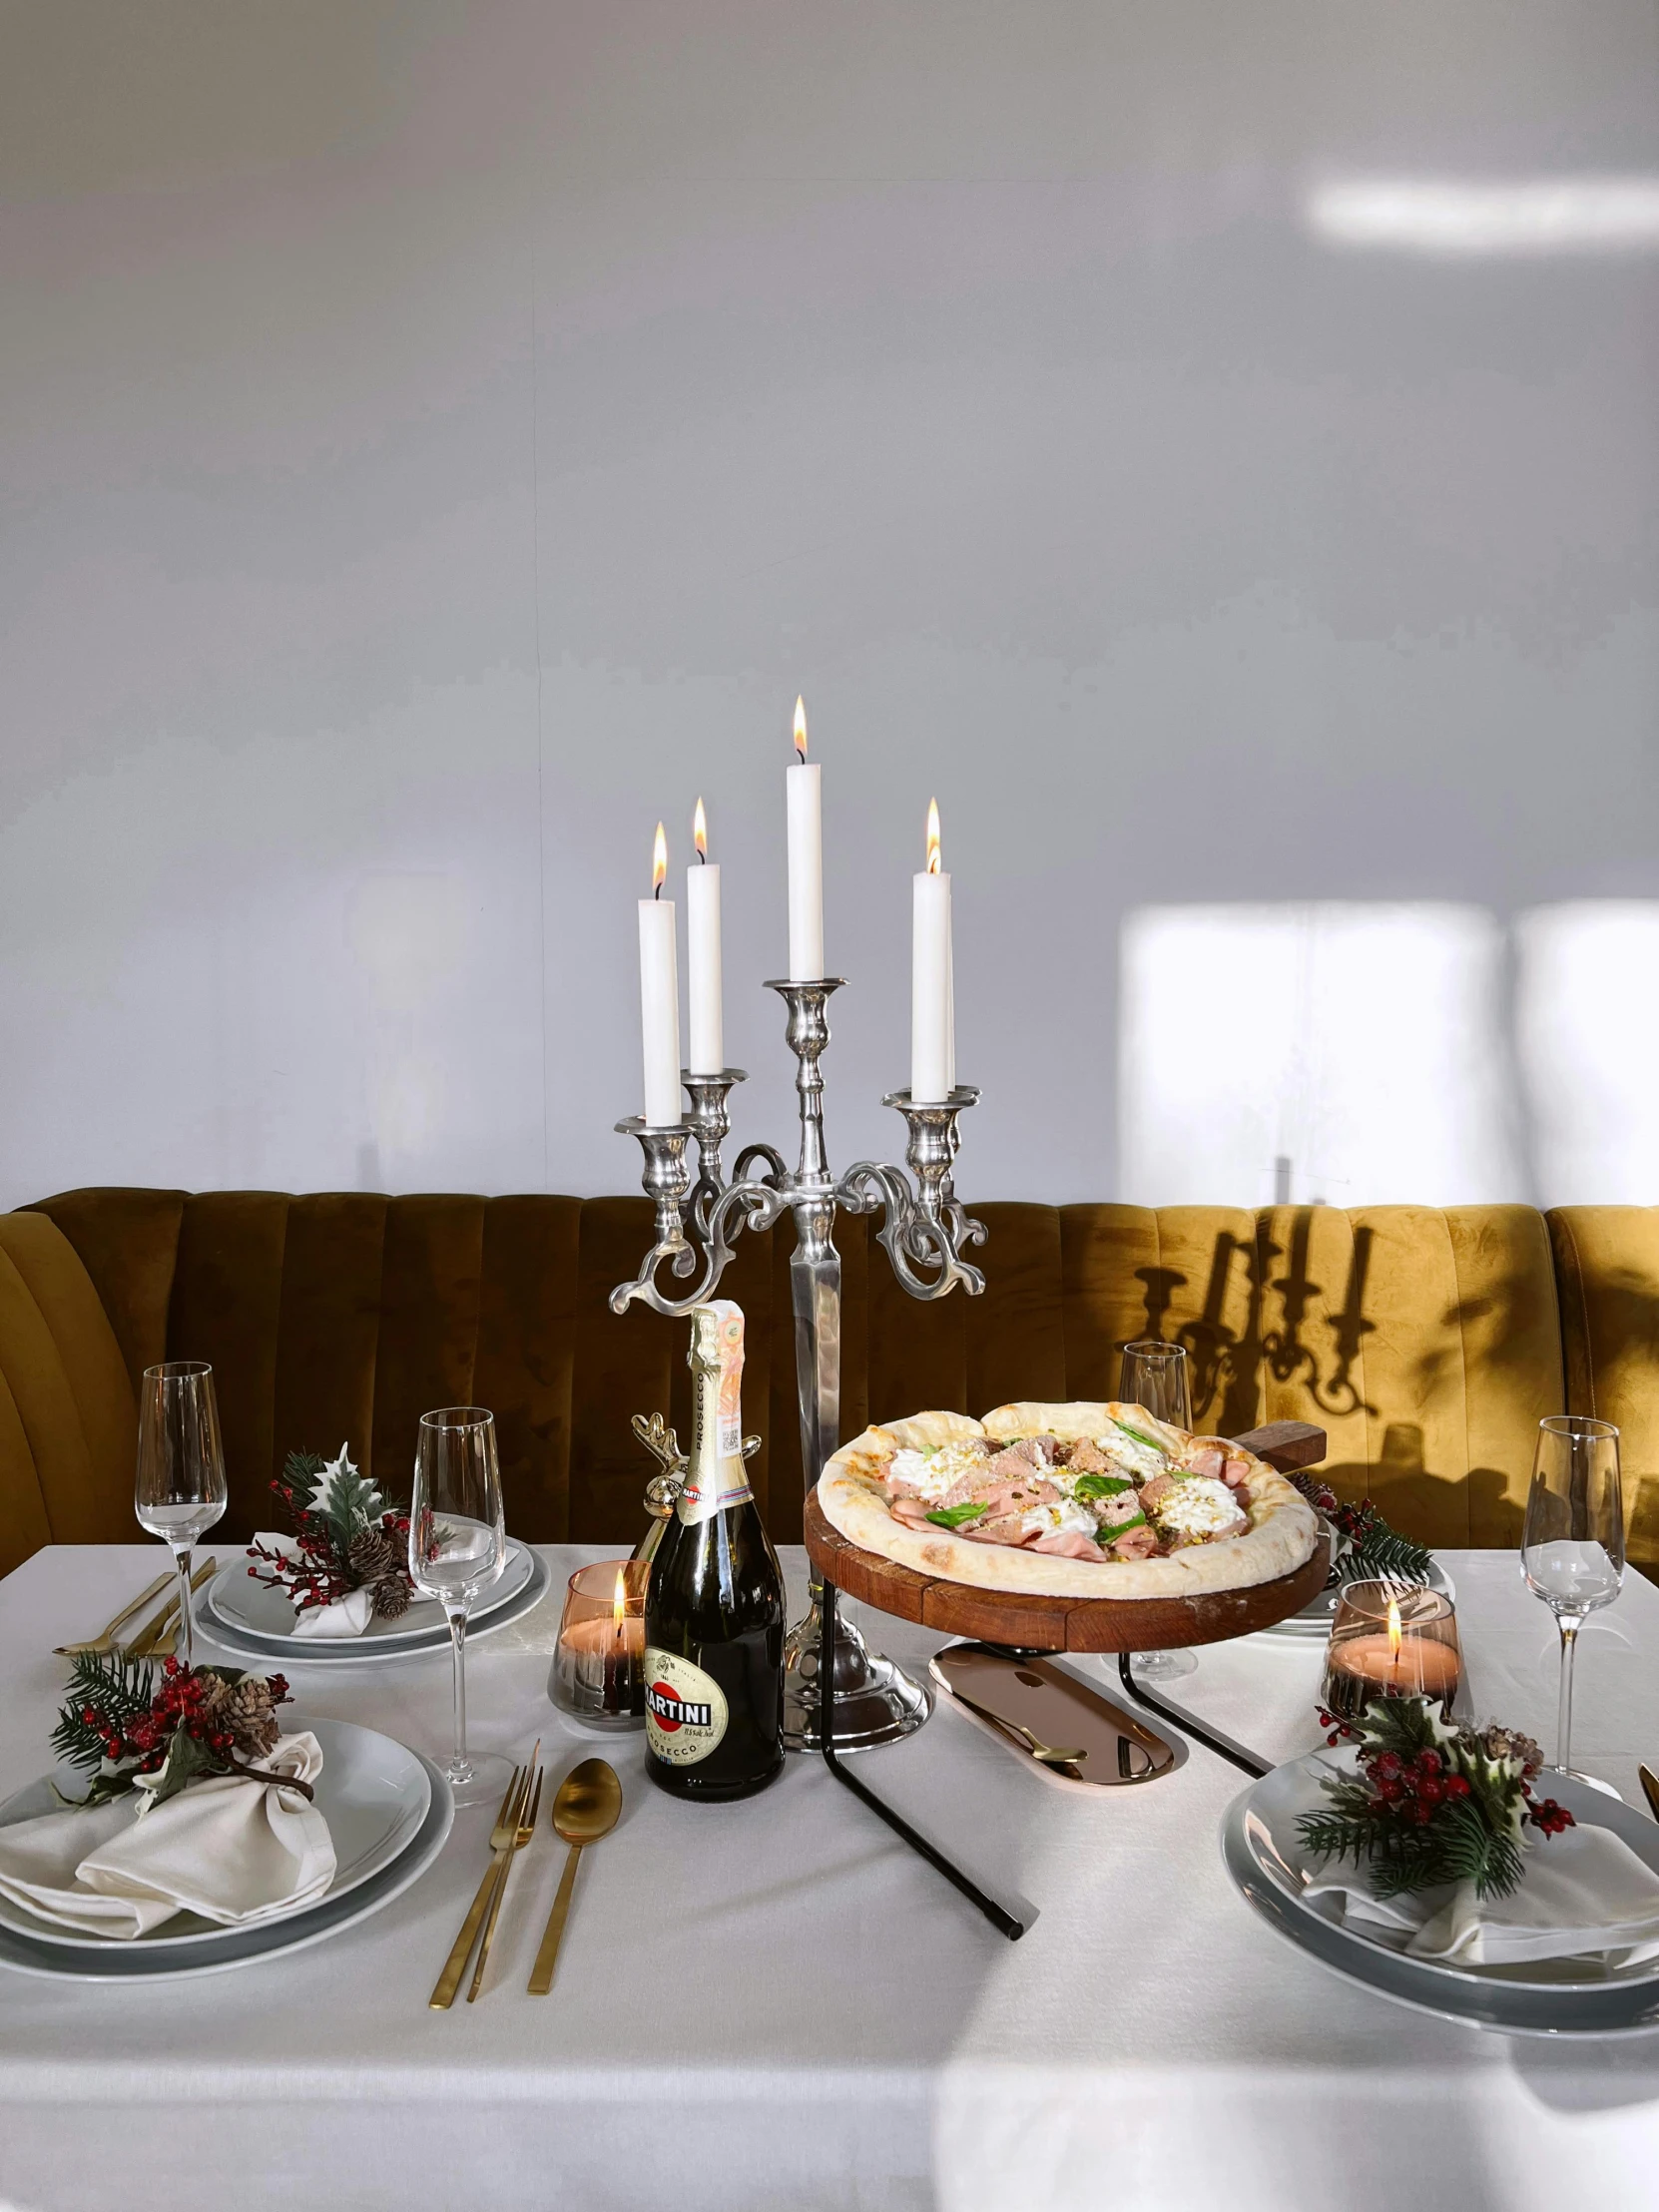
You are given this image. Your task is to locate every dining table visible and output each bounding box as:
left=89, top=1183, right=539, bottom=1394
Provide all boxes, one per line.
left=1, top=1540, right=1657, bottom=2212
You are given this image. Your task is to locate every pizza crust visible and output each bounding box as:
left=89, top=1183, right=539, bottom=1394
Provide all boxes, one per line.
left=819, top=1403, right=1319, bottom=1600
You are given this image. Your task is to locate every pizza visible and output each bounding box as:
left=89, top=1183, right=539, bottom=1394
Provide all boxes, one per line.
left=817, top=1400, right=1320, bottom=1600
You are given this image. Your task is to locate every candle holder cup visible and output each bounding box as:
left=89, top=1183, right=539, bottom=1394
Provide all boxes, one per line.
left=1322, top=1580, right=1462, bottom=1727
left=549, top=1559, right=651, bottom=1729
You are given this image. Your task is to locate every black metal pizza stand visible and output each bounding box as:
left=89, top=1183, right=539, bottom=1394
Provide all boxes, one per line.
left=805, top=1420, right=1332, bottom=1940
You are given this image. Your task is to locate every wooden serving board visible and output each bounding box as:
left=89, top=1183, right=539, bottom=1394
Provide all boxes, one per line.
left=804, top=1419, right=1331, bottom=1654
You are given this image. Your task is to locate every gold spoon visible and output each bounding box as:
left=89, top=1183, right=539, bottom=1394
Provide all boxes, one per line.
left=527, top=1759, right=622, bottom=1995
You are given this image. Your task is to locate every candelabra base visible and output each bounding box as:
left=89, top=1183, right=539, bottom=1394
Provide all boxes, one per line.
left=782, top=1596, right=933, bottom=1752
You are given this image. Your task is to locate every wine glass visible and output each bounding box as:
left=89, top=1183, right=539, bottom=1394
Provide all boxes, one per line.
left=1119, top=1340, right=1198, bottom=1682
left=134, top=1361, right=228, bottom=1672
left=410, top=1406, right=511, bottom=1807
left=1521, top=1413, right=1624, bottom=1778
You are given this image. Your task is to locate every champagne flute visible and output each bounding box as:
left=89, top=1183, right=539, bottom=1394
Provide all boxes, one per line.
left=1522, top=1414, right=1624, bottom=1778
left=1119, top=1340, right=1199, bottom=1682
left=134, top=1361, right=228, bottom=1671
left=410, top=1406, right=511, bottom=1808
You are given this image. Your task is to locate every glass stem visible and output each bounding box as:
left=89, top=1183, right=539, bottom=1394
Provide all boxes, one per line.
left=173, top=1544, right=194, bottom=1672
left=1555, top=1611, right=1583, bottom=1774
left=447, top=1606, right=471, bottom=1781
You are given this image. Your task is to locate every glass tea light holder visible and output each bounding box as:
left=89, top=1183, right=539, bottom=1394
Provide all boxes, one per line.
left=1322, top=1580, right=1462, bottom=1725
left=549, top=1559, right=650, bottom=1728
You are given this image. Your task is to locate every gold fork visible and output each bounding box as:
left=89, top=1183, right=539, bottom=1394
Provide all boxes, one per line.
left=468, top=1760, right=542, bottom=2003
left=429, top=1763, right=532, bottom=2009
left=54, top=1569, right=174, bottom=1658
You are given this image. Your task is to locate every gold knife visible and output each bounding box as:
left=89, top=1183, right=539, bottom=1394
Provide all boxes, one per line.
left=468, top=1761, right=542, bottom=2003
left=55, top=1569, right=174, bottom=1657
left=1639, top=1764, right=1659, bottom=1824
left=429, top=1763, right=531, bottom=2009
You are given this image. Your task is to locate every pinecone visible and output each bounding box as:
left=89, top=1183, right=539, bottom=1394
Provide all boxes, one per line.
left=220, top=1678, right=281, bottom=1760
left=370, top=1574, right=411, bottom=1621
left=347, top=1527, right=398, bottom=1586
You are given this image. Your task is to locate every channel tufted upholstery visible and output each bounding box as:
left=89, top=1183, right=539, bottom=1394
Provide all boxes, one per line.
left=1, top=1191, right=1655, bottom=1584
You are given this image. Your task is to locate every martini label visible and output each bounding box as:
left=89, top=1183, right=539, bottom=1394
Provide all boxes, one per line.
left=644, top=1647, right=730, bottom=1765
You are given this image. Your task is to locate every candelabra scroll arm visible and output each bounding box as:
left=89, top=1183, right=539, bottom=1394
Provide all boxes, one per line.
left=733, top=1141, right=790, bottom=1191
left=834, top=1159, right=987, bottom=1302
left=608, top=1147, right=792, bottom=1319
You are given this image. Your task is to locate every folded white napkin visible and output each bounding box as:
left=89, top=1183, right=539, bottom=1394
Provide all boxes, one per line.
left=0, top=1733, right=334, bottom=1940
left=1305, top=1821, right=1659, bottom=1966
left=252, top=1533, right=375, bottom=1638
left=291, top=1587, right=374, bottom=1639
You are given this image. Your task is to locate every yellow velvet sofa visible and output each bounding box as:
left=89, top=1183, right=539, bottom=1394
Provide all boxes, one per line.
left=1, top=1190, right=1655, bottom=1583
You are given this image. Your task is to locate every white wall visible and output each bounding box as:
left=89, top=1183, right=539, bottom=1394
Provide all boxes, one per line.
left=3, top=2, right=1656, bottom=1211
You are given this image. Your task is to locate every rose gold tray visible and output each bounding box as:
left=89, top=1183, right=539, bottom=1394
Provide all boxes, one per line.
left=928, top=1644, right=1182, bottom=1793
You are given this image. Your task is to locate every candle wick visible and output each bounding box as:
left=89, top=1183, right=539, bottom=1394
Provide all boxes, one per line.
left=654, top=880, right=663, bottom=900
left=696, top=848, right=706, bottom=864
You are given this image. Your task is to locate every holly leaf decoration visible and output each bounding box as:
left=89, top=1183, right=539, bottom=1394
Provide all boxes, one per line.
left=302, top=1442, right=383, bottom=1555
left=133, top=1725, right=220, bottom=1816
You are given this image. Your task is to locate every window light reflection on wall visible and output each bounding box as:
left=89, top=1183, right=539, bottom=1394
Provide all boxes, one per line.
left=1306, top=176, right=1659, bottom=256
left=1117, top=903, right=1520, bottom=1210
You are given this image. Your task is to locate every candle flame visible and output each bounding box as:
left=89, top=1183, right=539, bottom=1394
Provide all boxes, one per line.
left=793, top=695, right=809, bottom=762
left=613, top=1566, right=628, bottom=1636
left=1386, top=1593, right=1402, bottom=1663
left=925, top=797, right=941, bottom=875
left=651, top=822, right=667, bottom=897
left=693, top=796, right=708, bottom=861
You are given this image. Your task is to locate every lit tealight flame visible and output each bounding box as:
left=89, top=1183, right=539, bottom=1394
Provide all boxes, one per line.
left=651, top=822, right=667, bottom=897
left=1386, top=1593, right=1402, bottom=1668
left=925, top=797, right=941, bottom=875
left=613, top=1565, right=628, bottom=1640
left=693, top=796, right=708, bottom=861
left=793, top=695, right=809, bottom=762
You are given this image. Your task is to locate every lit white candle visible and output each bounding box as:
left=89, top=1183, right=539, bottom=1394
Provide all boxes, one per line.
left=787, top=695, right=824, bottom=980
left=687, top=796, right=724, bottom=1075
left=638, top=823, right=682, bottom=1126
left=911, top=798, right=954, bottom=1102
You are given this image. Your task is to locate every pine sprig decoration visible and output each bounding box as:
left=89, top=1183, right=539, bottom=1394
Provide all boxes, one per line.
left=1299, top=1694, right=1572, bottom=1903
left=51, top=1656, right=302, bottom=1813
left=52, top=1648, right=158, bottom=1774
left=1291, top=1473, right=1434, bottom=1586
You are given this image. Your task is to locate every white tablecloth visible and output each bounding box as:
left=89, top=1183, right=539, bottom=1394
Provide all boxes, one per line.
left=1, top=1543, right=1656, bottom=2212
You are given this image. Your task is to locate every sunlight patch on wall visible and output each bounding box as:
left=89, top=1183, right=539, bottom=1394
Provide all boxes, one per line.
left=1307, top=175, right=1659, bottom=257
left=1515, top=902, right=1659, bottom=1204
left=1119, top=904, right=1521, bottom=1209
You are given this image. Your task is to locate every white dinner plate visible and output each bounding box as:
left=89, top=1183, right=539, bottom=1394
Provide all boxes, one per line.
left=0, top=1751, right=454, bottom=1983
left=1223, top=1754, right=1659, bottom=2035
left=1253, top=1554, right=1456, bottom=1641
left=208, top=1536, right=533, bottom=1648
left=194, top=1545, right=551, bottom=1669
left=0, top=1714, right=430, bottom=1951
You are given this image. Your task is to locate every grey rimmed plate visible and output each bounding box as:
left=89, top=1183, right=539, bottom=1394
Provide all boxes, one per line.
left=207, top=1536, right=533, bottom=1649
left=0, top=1715, right=430, bottom=1951
left=0, top=1748, right=453, bottom=1981
left=1223, top=1755, right=1659, bottom=2035
left=195, top=1546, right=551, bottom=1668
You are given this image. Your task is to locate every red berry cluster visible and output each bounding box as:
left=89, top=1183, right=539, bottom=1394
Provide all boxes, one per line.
left=1363, top=1745, right=1471, bottom=1827
left=1524, top=1791, right=1573, bottom=1837
left=82, top=1661, right=290, bottom=1776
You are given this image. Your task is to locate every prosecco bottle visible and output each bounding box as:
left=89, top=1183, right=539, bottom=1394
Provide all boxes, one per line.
left=644, top=1300, right=786, bottom=1802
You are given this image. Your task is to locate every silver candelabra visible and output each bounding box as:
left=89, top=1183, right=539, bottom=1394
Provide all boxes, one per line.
left=611, top=976, right=987, bottom=1751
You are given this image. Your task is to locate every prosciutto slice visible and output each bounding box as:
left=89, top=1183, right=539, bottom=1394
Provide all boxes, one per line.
left=1031, top=1530, right=1107, bottom=1561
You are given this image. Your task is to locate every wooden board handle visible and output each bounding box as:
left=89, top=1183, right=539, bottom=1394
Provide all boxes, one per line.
left=1227, top=1419, right=1327, bottom=1472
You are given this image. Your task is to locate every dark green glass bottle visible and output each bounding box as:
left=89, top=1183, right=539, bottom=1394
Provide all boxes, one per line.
left=644, top=1301, right=785, bottom=1802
